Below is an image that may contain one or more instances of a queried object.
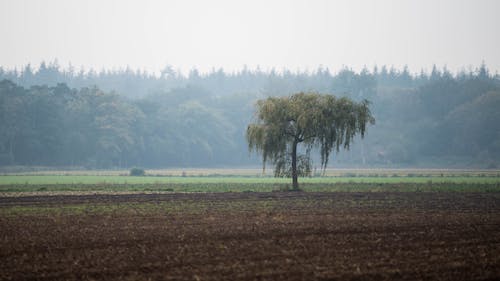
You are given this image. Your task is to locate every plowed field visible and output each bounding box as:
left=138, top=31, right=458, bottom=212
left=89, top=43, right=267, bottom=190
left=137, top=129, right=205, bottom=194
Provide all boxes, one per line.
left=1, top=192, right=500, bottom=280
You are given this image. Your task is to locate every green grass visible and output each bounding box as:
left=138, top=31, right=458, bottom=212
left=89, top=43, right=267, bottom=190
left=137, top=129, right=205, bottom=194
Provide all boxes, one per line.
left=0, top=175, right=499, bottom=185
left=0, top=182, right=499, bottom=194
left=1, top=173, right=498, bottom=216
left=0, top=175, right=498, bottom=195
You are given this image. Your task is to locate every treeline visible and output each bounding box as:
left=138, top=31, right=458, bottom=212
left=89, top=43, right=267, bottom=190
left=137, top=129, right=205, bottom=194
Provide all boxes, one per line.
left=0, top=63, right=499, bottom=168
left=0, top=80, right=255, bottom=167
left=3, top=62, right=494, bottom=99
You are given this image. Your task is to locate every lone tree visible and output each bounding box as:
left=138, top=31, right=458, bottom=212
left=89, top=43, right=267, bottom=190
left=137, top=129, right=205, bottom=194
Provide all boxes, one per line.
left=247, top=92, right=374, bottom=190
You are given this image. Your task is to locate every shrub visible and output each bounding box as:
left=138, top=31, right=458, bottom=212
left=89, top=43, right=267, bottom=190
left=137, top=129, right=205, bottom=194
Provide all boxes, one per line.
left=129, top=167, right=145, bottom=176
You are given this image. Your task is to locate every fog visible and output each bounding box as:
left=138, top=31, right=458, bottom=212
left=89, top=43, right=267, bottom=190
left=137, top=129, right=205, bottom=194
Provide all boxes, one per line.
left=0, top=1, right=499, bottom=169
left=1, top=0, right=499, bottom=74
left=1, top=64, right=499, bottom=169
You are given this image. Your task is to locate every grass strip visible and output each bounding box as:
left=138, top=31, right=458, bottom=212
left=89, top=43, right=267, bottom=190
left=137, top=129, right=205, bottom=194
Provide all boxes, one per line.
left=0, top=182, right=499, bottom=194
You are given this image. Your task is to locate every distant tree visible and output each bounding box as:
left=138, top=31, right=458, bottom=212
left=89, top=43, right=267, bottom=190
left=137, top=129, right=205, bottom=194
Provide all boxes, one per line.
left=93, top=92, right=144, bottom=168
left=1, top=63, right=498, bottom=169
left=478, top=61, right=489, bottom=80
left=399, top=65, right=412, bottom=86
left=0, top=80, right=27, bottom=164
left=247, top=92, right=374, bottom=190
left=430, top=64, right=441, bottom=81
left=444, top=90, right=500, bottom=160
left=129, top=167, right=145, bottom=176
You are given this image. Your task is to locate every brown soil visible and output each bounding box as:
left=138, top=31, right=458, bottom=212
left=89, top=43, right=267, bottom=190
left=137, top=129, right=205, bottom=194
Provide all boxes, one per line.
left=1, top=192, right=500, bottom=280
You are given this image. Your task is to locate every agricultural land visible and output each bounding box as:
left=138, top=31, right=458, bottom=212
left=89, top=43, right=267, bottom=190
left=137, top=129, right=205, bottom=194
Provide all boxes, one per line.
left=1, top=169, right=499, bottom=280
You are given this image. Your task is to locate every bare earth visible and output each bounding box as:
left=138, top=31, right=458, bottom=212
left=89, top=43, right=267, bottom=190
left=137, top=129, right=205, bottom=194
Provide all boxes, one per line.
left=1, top=192, right=499, bottom=280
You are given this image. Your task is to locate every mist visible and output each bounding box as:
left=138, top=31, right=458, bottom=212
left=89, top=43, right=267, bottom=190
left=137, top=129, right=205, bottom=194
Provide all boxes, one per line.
left=1, top=0, right=500, bottom=74
left=1, top=0, right=500, bottom=170
left=0, top=63, right=499, bottom=169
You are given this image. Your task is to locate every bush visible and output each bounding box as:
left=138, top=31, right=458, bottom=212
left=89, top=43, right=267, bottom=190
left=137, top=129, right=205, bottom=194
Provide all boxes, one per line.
left=129, top=167, right=145, bottom=176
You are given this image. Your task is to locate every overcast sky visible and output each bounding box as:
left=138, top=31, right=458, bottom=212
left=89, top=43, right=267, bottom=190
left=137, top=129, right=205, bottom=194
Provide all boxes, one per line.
left=1, top=0, right=499, bottom=75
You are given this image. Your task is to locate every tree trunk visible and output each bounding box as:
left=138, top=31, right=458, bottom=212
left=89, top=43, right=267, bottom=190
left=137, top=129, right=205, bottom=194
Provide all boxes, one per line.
left=361, top=140, right=366, bottom=165
left=291, top=139, right=299, bottom=190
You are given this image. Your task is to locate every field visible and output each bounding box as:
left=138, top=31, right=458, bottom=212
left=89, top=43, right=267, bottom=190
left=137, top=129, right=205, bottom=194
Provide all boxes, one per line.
left=0, top=168, right=499, bottom=195
left=1, top=169, right=500, bottom=280
left=2, top=175, right=500, bottom=186
left=1, top=192, right=500, bottom=280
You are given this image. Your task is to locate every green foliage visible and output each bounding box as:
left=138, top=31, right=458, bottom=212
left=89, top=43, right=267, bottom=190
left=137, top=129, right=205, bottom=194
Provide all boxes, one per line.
left=247, top=92, right=374, bottom=188
left=129, top=167, right=145, bottom=176
left=445, top=91, right=500, bottom=158
left=274, top=154, right=312, bottom=178
left=1, top=63, right=500, bottom=169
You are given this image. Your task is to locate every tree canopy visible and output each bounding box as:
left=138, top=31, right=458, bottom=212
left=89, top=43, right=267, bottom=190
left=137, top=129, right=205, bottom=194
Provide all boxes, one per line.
left=1, top=63, right=499, bottom=169
left=247, top=92, right=374, bottom=189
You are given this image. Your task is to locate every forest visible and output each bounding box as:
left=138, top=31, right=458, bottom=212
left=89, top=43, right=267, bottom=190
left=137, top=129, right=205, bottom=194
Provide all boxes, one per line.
left=0, top=63, right=499, bottom=169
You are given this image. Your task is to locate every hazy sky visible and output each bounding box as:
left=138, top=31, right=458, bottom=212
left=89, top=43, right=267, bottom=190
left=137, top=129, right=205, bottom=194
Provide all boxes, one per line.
left=1, top=0, right=499, bottom=74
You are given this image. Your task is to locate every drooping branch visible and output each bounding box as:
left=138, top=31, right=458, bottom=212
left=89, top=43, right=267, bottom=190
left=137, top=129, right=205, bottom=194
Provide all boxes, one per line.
left=247, top=92, right=374, bottom=186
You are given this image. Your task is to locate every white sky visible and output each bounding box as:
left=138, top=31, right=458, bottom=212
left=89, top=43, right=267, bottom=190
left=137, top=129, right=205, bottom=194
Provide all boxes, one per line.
left=1, top=0, right=499, bottom=75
